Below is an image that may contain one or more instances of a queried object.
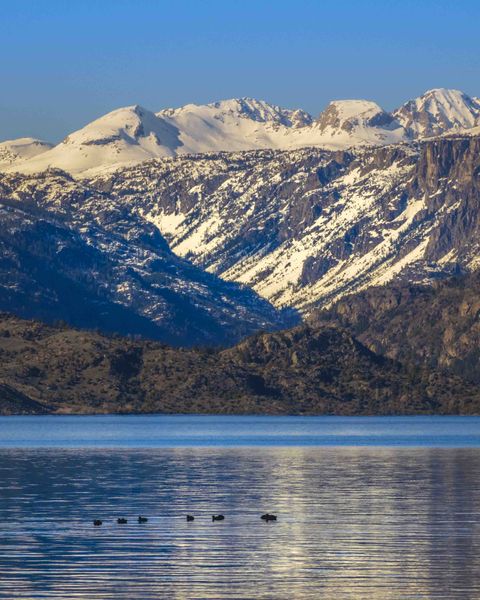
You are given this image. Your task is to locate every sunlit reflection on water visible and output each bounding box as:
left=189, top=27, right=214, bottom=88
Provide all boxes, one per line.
left=1, top=447, right=480, bottom=599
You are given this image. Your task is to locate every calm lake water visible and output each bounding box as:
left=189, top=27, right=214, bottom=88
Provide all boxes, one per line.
left=1, top=415, right=480, bottom=599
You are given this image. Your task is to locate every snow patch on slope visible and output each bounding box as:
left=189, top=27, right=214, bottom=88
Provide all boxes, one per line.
left=105, top=143, right=473, bottom=314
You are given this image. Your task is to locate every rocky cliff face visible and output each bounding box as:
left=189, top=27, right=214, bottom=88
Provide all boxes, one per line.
left=88, top=133, right=480, bottom=312
left=312, top=272, right=480, bottom=384
left=315, top=100, right=404, bottom=137
left=1, top=313, right=478, bottom=416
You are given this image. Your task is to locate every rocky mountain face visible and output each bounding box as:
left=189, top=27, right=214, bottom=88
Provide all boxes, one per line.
left=312, top=271, right=480, bottom=385
left=0, top=170, right=296, bottom=347
left=4, top=88, right=479, bottom=176
left=1, top=313, right=478, bottom=416
left=87, top=132, right=480, bottom=313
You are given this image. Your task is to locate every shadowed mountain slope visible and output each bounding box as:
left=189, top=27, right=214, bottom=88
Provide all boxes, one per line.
left=0, top=171, right=296, bottom=347
left=312, top=271, right=480, bottom=385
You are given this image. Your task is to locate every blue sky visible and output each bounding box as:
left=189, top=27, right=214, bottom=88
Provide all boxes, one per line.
left=1, top=0, right=479, bottom=142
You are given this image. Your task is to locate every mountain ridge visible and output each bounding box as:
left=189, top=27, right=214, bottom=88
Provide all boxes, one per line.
left=1, top=88, right=480, bottom=351
left=3, top=88, right=479, bottom=176
left=1, top=311, right=478, bottom=416
left=1, top=130, right=479, bottom=337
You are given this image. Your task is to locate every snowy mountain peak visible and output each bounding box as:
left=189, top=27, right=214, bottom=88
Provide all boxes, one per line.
left=317, top=100, right=399, bottom=132
left=61, top=104, right=171, bottom=146
left=393, top=88, right=480, bottom=138
left=0, top=137, right=53, bottom=168
left=159, top=97, right=313, bottom=129
left=314, top=99, right=407, bottom=146
left=0, top=136, right=53, bottom=153
left=209, top=97, right=312, bottom=127
left=12, top=106, right=181, bottom=176
left=322, top=99, right=383, bottom=118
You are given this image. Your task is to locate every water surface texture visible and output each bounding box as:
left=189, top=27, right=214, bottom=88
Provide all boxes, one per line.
left=1, top=416, right=480, bottom=599
left=2, top=414, right=480, bottom=447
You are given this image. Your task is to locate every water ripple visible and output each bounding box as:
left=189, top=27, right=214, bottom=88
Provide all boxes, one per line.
left=0, top=447, right=480, bottom=598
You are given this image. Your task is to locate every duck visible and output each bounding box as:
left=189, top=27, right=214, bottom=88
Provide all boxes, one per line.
left=138, top=516, right=148, bottom=523
left=186, top=515, right=195, bottom=522
left=93, top=519, right=102, bottom=526
left=261, top=513, right=277, bottom=521
left=117, top=518, right=128, bottom=524
left=212, top=514, right=225, bottom=521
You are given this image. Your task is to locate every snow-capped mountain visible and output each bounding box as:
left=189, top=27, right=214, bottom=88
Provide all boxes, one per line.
left=0, top=137, right=53, bottom=169
left=14, top=106, right=182, bottom=176
left=1, top=87, right=480, bottom=342
left=1, top=125, right=480, bottom=340
left=3, top=88, right=479, bottom=177
left=159, top=97, right=407, bottom=152
left=160, top=97, right=313, bottom=130
left=393, top=88, right=480, bottom=138
left=156, top=98, right=315, bottom=154
left=312, top=99, right=406, bottom=146
left=1, top=97, right=408, bottom=176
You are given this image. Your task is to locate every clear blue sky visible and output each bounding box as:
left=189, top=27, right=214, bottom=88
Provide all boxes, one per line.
left=1, top=0, right=479, bottom=142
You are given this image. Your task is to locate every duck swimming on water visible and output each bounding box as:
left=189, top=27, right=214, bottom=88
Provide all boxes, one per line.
left=138, top=516, right=148, bottom=523
left=186, top=515, right=195, bottom=521
left=261, top=513, right=277, bottom=521
left=93, top=519, right=102, bottom=526
left=212, top=514, right=225, bottom=521
left=117, top=518, right=128, bottom=524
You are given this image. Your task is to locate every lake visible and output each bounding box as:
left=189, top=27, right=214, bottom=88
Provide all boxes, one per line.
left=1, top=415, right=480, bottom=599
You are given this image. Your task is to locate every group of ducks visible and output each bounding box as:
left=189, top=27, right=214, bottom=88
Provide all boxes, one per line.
left=93, top=513, right=277, bottom=526
left=93, top=516, right=147, bottom=526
